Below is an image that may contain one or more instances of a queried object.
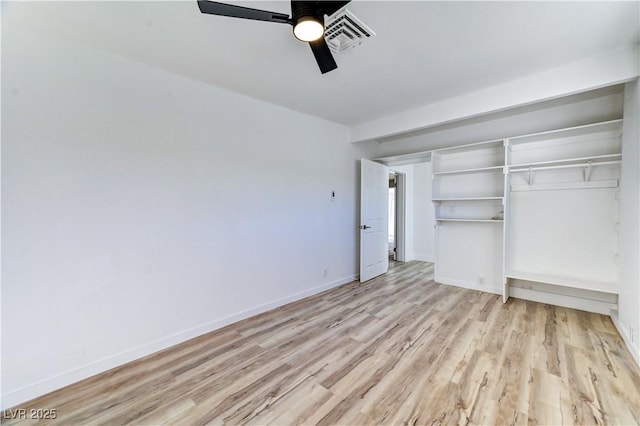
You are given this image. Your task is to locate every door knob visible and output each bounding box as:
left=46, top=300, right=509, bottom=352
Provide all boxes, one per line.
left=359, top=225, right=372, bottom=230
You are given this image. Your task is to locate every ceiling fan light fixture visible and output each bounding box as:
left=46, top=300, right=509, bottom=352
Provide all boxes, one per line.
left=198, top=0, right=351, bottom=74
left=293, top=16, right=324, bottom=42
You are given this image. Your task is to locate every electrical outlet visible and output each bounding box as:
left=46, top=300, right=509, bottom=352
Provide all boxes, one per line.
left=323, top=268, right=328, bottom=278
left=478, top=277, right=485, bottom=285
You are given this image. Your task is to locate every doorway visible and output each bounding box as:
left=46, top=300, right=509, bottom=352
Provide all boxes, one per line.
left=389, top=171, right=406, bottom=262
left=389, top=173, right=397, bottom=260
left=359, top=160, right=407, bottom=282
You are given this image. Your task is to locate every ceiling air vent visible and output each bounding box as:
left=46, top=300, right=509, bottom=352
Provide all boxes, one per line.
left=324, top=8, right=375, bottom=54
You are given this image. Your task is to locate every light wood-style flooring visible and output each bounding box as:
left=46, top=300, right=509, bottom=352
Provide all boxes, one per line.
left=3, top=261, right=640, bottom=425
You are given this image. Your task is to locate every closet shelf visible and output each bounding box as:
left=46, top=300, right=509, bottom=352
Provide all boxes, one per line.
left=431, top=197, right=503, bottom=202
left=509, top=153, right=621, bottom=170
left=433, top=165, right=504, bottom=176
left=511, top=179, right=619, bottom=192
left=436, top=218, right=503, bottom=223
left=506, top=271, right=618, bottom=295
left=510, top=157, right=621, bottom=185
left=508, top=119, right=622, bottom=144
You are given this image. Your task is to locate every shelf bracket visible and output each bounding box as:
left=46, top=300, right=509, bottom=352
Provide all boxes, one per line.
left=527, top=166, right=533, bottom=186
left=583, top=160, right=593, bottom=182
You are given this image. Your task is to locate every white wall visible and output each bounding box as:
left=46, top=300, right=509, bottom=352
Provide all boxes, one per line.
left=616, top=79, right=640, bottom=365
left=1, top=24, right=378, bottom=407
left=412, top=162, right=435, bottom=262
left=351, top=47, right=638, bottom=143
left=377, top=87, right=624, bottom=156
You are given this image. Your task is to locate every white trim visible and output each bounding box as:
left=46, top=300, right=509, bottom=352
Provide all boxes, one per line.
left=0, top=274, right=357, bottom=409
left=435, top=276, right=502, bottom=295
left=611, top=314, right=640, bottom=368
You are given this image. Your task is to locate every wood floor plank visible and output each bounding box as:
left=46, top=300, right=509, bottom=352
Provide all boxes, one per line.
left=263, top=380, right=332, bottom=425
left=3, top=260, right=640, bottom=426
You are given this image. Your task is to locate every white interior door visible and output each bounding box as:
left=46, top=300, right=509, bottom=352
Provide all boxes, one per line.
left=360, top=159, right=389, bottom=282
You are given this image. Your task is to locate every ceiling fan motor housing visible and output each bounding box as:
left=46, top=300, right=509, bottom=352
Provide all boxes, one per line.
left=291, top=1, right=323, bottom=25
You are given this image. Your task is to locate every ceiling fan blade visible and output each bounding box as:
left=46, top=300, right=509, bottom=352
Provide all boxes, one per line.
left=198, top=1, right=292, bottom=24
left=320, top=1, right=351, bottom=16
left=309, top=38, right=337, bottom=74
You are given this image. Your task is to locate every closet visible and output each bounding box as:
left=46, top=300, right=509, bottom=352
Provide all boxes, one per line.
left=431, top=119, right=622, bottom=314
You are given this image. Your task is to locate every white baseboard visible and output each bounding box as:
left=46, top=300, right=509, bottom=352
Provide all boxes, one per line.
left=1, top=274, right=357, bottom=409
left=610, top=313, right=640, bottom=368
left=412, top=253, right=434, bottom=262
left=435, top=275, right=501, bottom=295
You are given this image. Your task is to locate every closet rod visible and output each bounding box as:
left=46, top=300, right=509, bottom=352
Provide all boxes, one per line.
left=510, top=160, right=621, bottom=173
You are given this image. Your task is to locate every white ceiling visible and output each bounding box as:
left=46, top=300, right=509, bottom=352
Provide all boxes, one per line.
left=5, top=1, right=640, bottom=126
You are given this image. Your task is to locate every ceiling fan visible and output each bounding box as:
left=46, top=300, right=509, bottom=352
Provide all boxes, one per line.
left=198, top=1, right=351, bottom=74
